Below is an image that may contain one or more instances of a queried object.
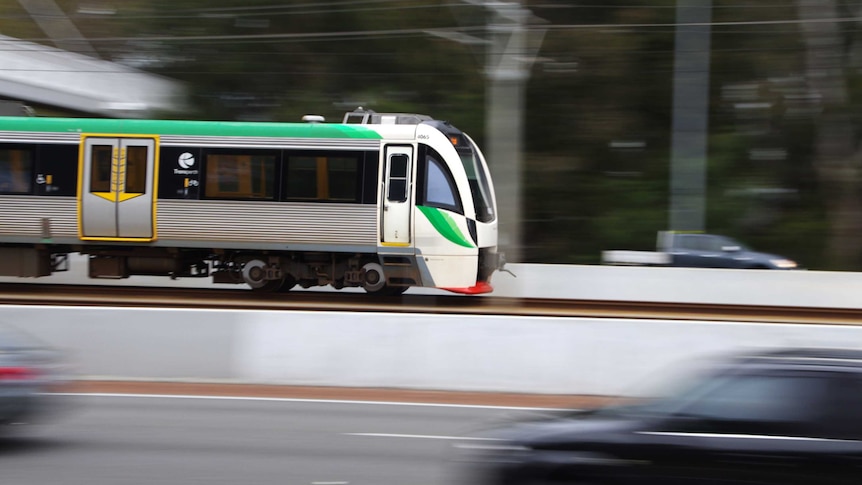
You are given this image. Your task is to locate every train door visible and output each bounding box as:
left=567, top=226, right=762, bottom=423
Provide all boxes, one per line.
left=381, top=145, right=413, bottom=246
left=79, top=136, right=158, bottom=241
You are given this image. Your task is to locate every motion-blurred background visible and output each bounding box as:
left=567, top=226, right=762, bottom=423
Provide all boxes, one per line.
left=1, top=0, right=856, bottom=270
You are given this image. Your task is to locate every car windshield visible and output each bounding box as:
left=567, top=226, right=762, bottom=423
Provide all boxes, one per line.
left=594, top=369, right=827, bottom=424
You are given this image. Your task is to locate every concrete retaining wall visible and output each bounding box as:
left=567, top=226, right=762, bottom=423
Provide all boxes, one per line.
left=5, top=305, right=862, bottom=397
left=488, top=264, right=862, bottom=309
left=2, top=261, right=859, bottom=396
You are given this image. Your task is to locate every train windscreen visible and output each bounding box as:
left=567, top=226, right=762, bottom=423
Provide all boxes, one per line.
left=458, top=140, right=495, bottom=223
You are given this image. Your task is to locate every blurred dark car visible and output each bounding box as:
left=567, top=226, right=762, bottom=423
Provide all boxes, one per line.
left=668, top=233, right=799, bottom=270
left=0, top=323, right=69, bottom=429
left=456, top=348, right=862, bottom=485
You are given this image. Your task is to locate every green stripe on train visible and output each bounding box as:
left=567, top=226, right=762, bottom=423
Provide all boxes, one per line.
left=417, top=206, right=474, bottom=248
left=0, top=117, right=382, bottom=139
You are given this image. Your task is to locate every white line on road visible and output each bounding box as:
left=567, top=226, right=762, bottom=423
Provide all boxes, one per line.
left=344, top=433, right=501, bottom=441
left=51, top=392, right=562, bottom=410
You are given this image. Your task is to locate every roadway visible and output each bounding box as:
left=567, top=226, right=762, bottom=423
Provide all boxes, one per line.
left=0, top=393, right=548, bottom=485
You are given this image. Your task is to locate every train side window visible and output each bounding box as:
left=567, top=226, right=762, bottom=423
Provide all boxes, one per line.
left=0, top=146, right=34, bottom=194
left=327, top=156, right=359, bottom=201
left=284, top=151, right=362, bottom=202
left=90, top=145, right=113, bottom=193
left=204, top=151, right=276, bottom=200
left=125, top=146, right=148, bottom=194
left=360, top=151, right=380, bottom=204
left=285, top=156, right=318, bottom=199
left=418, top=148, right=462, bottom=214
left=36, top=144, right=78, bottom=196
left=387, top=154, right=409, bottom=203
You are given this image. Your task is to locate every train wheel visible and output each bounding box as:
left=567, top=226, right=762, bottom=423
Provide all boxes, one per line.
left=361, top=262, right=387, bottom=294
left=242, top=258, right=285, bottom=292
left=361, top=263, right=407, bottom=296
left=242, top=259, right=269, bottom=289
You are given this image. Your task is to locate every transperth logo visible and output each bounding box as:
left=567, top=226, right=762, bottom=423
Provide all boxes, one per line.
left=178, top=152, right=195, bottom=169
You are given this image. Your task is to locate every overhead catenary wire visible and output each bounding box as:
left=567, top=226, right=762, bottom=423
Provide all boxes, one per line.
left=2, top=11, right=860, bottom=45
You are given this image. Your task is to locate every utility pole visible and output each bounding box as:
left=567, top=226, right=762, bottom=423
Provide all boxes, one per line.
left=669, top=0, right=712, bottom=232
left=485, top=4, right=545, bottom=264
left=439, top=1, right=545, bottom=263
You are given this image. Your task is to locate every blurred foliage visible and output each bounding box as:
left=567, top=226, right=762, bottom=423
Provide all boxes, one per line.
left=3, top=0, right=859, bottom=269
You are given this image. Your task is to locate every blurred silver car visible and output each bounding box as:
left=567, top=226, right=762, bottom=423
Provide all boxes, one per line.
left=0, top=323, right=70, bottom=428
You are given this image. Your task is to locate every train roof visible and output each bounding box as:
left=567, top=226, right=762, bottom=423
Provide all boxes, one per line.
left=0, top=116, right=390, bottom=140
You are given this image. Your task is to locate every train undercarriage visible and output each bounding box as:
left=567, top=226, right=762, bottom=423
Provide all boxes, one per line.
left=0, top=245, right=418, bottom=296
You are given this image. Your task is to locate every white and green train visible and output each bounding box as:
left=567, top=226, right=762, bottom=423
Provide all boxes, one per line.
left=0, top=109, right=502, bottom=295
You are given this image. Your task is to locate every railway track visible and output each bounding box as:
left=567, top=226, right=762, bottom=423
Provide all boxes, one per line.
left=0, top=283, right=859, bottom=325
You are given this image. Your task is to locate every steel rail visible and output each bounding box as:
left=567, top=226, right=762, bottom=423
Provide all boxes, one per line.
left=0, top=283, right=860, bottom=325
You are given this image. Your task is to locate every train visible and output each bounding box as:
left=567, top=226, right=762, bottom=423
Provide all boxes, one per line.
left=0, top=108, right=503, bottom=295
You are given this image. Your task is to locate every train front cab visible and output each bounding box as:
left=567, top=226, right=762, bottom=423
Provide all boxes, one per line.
left=378, top=121, right=499, bottom=295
